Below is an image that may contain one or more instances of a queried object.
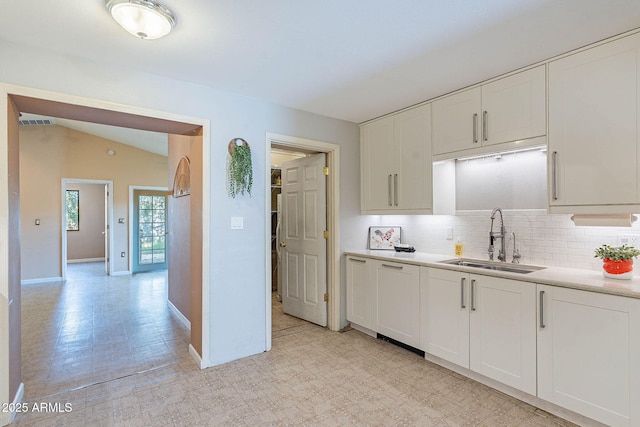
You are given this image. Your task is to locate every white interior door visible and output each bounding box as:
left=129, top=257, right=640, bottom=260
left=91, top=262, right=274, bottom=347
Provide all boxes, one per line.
left=280, top=153, right=327, bottom=326
left=104, top=184, right=110, bottom=275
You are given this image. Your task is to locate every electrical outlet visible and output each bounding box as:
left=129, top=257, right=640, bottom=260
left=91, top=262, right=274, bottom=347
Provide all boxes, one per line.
left=617, top=234, right=640, bottom=247
left=446, top=227, right=453, bottom=240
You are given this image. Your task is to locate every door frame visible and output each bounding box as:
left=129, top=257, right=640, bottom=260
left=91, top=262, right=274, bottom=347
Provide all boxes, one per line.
left=0, top=84, right=212, bottom=419
left=61, top=178, right=114, bottom=280
left=128, top=185, right=169, bottom=273
left=265, top=132, right=341, bottom=350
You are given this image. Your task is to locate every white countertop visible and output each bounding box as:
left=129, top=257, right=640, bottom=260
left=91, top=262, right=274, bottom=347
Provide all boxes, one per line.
left=344, top=249, right=640, bottom=299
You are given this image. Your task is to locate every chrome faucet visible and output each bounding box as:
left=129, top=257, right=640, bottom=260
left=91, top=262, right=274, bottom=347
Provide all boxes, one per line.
left=511, top=232, right=521, bottom=263
left=489, top=208, right=506, bottom=262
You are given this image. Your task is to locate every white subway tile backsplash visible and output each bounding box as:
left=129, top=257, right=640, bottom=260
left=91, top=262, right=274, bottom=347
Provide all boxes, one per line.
left=359, top=209, right=640, bottom=275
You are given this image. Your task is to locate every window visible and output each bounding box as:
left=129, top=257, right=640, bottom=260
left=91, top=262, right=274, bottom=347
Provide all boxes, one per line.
left=66, top=190, right=79, bottom=231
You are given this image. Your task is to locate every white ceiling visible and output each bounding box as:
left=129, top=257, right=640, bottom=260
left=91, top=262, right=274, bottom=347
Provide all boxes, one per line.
left=3, top=0, right=640, bottom=142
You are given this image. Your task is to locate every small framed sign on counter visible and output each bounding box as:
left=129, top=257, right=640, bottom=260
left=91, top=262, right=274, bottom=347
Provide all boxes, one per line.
left=368, top=226, right=401, bottom=250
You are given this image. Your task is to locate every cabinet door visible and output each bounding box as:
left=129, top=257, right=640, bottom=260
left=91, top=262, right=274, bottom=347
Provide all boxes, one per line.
left=432, top=87, right=481, bottom=155
left=374, top=260, right=420, bottom=347
left=360, top=116, right=395, bottom=211
left=346, top=257, right=373, bottom=330
left=538, top=285, right=640, bottom=427
left=481, top=65, right=546, bottom=147
left=469, top=275, right=536, bottom=395
left=420, top=268, right=470, bottom=368
left=548, top=33, right=640, bottom=208
left=394, top=104, right=432, bottom=211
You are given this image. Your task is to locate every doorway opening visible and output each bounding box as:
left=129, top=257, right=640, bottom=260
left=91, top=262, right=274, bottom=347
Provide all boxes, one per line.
left=2, top=89, right=211, bottom=420
left=270, top=148, right=316, bottom=334
left=265, top=133, right=341, bottom=351
left=61, top=179, right=114, bottom=280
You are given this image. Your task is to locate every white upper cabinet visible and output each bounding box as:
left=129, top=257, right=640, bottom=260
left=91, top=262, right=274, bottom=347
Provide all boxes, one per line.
left=361, top=104, right=433, bottom=214
left=548, top=33, right=640, bottom=213
left=361, top=115, right=395, bottom=211
left=481, top=65, right=546, bottom=147
left=433, top=65, right=546, bottom=156
left=432, top=87, right=481, bottom=155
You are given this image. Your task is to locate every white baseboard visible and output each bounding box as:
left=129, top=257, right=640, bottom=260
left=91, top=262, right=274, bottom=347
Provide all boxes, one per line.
left=2, top=382, right=25, bottom=425
left=110, top=271, right=131, bottom=276
left=189, top=344, right=206, bottom=369
left=349, top=322, right=377, bottom=338
left=168, top=300, right=191, bottom=330
left=21, top=277, right=63, bottom=285
left=67, top=257, right=105, bottom=264
left=423, top=353, right=606, bottom=427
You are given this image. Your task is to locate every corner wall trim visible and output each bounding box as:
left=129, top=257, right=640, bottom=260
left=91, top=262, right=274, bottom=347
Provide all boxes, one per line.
left=168, top=300, right=191, bottom=330
left=5, top=382, right=25, bottom=424
left=189, top=344, right=206, bottom=369
left=21, top=277, right=63, bottom=285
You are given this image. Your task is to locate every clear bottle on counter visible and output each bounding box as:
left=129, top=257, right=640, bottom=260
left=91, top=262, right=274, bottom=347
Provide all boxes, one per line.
left=454, top=237, right=463, bottom=257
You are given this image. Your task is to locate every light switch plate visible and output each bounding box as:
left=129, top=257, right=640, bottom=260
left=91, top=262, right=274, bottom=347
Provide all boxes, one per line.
left=231, top=217, right=244, bottom=230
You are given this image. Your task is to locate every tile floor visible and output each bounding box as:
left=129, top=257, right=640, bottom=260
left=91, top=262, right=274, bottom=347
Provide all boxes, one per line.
left=14, top=263, right=577, bottom=426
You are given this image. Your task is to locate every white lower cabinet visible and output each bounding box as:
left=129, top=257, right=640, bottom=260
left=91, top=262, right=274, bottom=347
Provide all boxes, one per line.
left=346, top=255, right=640, bottom=426
left=537, top=284, right=640, bottom=427
left=374, top=260, right=420, bottom=347
left=420, top=267, right=537, bottom=395
left=419, top=267, right=470, bottom=366
left=346, top=256, right=374, bottom=330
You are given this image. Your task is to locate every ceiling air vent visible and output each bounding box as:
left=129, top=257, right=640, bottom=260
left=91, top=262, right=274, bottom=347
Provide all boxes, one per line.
left=19, top=119, right=55, bottom=126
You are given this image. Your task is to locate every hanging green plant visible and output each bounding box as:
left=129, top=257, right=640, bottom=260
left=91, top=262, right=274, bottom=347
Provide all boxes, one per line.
left=227, top=138, right=253, bottom=198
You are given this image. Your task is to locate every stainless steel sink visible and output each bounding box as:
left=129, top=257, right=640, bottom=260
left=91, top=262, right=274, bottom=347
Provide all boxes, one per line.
left=438, top=258, right=545, bottom=274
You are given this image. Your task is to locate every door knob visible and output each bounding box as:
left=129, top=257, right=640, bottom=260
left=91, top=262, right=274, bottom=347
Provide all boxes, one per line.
left=280, top=242, right=287, bottom=248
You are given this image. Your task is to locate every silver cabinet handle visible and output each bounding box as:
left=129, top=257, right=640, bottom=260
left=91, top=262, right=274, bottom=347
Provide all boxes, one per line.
left=460, top=277, right=466, bottom=309
left=349, top=258, right=366, bottom=263
left=388, top=174, right=393, bottom=206
left=394, top=174, right=398, bottom=206
left=551, top=151, right=558, bottom=201
left=539, top=290, right=546, bottom=328
left=483, top=111, right=488, bottom=141
left=381, top=263, right=403, bottom=270
left=470, top=279, right=476, bottom=311
left=473, top=113, right=478, bottom=143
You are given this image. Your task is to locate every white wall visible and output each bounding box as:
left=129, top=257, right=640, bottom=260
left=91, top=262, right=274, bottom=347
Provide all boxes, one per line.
left=0, top=39, right=360, bottom=366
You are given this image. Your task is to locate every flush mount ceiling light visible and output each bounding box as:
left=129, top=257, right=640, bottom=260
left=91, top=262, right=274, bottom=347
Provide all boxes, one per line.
left=105, top=0, right=176, bottom=40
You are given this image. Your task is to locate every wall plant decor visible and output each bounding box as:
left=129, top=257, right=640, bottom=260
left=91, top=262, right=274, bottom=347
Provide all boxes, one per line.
left=227, top=138, right=253, bottom=198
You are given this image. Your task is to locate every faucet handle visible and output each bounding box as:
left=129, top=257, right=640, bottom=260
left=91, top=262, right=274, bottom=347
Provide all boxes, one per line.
left=512, top=249, right=521, bottom=264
